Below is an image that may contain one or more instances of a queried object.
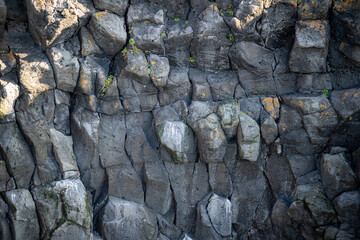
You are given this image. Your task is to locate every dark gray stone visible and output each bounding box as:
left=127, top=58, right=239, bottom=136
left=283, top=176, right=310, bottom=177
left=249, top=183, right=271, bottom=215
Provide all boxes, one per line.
left=289, top=20, right=330, bottom=73
left=190, top=5, right=232, bottom=72
left=149, top=0, right=189, bottom=19
left=131, top=22, right=165, bottom=55
left=144, top=162, right=172, bottom=215
left=94, top=0, right=128, bottom=16
left=320, top=153, right=358, bottom=199
left=260, top=110, right=278, bottom=145
left=0, top=73, right=19, bottom=123
left=207, top=194, right=232, bottom=236
left=88, top=11, right=127, bottom=56
left=239, top=96, right=262, bottom=121
left=237, top=112, right=260, bottom=162
left=107, top=164, right=144, bottom=204
left=157, top=215, right=182, bottom=240
left=217, top=100, right=240, bottom=139
left=159, top=67, right=191, bottom=106
left=127, top=3, right=164, bottom=25
left=207, top=71, right=238, bottom=101
left=0, top=197, right=11, bottom=240
left=330, top=88, right=360, bottom=120
left=79, top=27, right=103, bottom=57
left=4, top=189, right=40, bottom=240
left=334, top=190, right=360, bottom=229
left=46, top=43, right=80, bottom=92
left=101, top=197, right=158, bottom=240
left=208, top=163, right=233, bottom=198
left=0, top=160, right=14, bottom=192
left=297, top=74, right=332, bottom=93
left=298, top=0, right=331, bottom=20
left=230, top=41, right=276, bottom=95
left=149, top=54, right=170, bottom=87
left=287, top=154, right=316, bottom=179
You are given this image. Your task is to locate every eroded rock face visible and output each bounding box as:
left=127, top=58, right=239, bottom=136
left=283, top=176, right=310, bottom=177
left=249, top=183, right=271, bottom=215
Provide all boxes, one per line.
left=0, top=1, right=359, bottom=240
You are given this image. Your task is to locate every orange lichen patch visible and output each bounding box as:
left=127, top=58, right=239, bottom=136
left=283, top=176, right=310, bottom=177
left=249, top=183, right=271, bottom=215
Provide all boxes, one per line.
left=334, top=0, right=360, bottom=12
left=319, top=110, right=337, bottom=122
left=300, top=20, right=327, bottom=37
left=114, top=102, right=119, bottom=109
left=95, top=11, right=108, bottom=19
left=343, top=91, right=351, bottom=100
left=87, top=39, right=92, bottom=46
left=261, top=97, right=280, bottom=120
left=339, top=42, right=345, bottom=50
left=216, top=129, right=221, bottom=138
left=202, top=92, right=206, bottom=97
left=298, top=100, right=304, bottom=107
left=319, top=102, right=331, bottom=111
left=279, top=122, right=286, bottom=133
left=353, top=91, right=360, bottom=98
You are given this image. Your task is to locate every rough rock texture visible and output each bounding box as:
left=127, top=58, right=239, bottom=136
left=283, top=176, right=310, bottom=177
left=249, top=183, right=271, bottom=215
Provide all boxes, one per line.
left=0, top=1, right=359, bottom=240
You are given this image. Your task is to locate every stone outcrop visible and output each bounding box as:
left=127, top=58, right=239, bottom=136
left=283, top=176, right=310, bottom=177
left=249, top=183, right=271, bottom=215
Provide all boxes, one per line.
left=0, top=1, right=359, bottom=240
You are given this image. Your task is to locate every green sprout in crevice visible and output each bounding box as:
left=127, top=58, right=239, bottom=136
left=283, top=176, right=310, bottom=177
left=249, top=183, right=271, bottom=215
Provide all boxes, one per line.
left=229, top=33, right=234, bottom=42
left=147, top=62, right=151, bottom=75
left=190, top=57, right=195, bottom=63
left=121, top=47, right=127, bottom=56
left=185, top=21, right=189, bottom=25
left=174, top=18, right=180, bottom=22
left=322, top=89, right=329, bottom=98
left=227, top=9, right=234, bottom=16
left=161, top=33, right=167, bottom=38
left=99, top=73, right=115, bottom=97
left=129, top=38, right=135, bottom=45
left=297, top=0, right=302, bottom=4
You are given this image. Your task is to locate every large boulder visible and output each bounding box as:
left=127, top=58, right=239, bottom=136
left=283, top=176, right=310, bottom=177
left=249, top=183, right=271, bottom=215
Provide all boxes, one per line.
left=100, top=197, right=158, bottom=240
left=25, top=0, right=94, bottom=49
left=237, top=112, right=260, bottom=162
left=320, top=153, right=358, bottom=199
left=4, top=189, right=40, bottom=240
left=190, top=5, right=232, bottom=72
left=289, top=20, right=330, bottom=73
left=88, top=11, right=127, bottom=56
left=230, top=41, right=276, bottom=95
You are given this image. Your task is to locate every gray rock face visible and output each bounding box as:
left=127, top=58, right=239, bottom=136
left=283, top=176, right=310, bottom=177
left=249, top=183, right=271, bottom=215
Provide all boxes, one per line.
left=101, top=196, right=158, bottom=240
left=207, top=194, right=232, bottom=236
left=0, top=197, right=12, bottom=240
left=88, top=11, right=127, bottom=55
left=320, top=153, right=358, bottom=199
left=230, top=41, right=276, bottom=95
left=144, top=162, right=173, bottom=215
left=260, top=110, right=278, bottom=144
left=207, top=72, right=238, bottom=101
left=79, top=27, right=102, bottom=57
left=191, top=5, right=232, bottom=72
left=127, top=3, right=164, bottom=25
left=217, top=100, right=240, bottom=139
left=0, top=72, right=19, bottom=123
left=46, top=43, right=80, bottom=92
left=4, top=189, right=40, bottom=240
left=330, top=88, right=360, bottom=120
left=209, top=163, right=233, bottom=198
left=149, top=54, right=170, bottom=87
left=25, top=0, right=94, bottom=49
left=289, top=20, right=330, bottom=73
left=32, top=179, right=92, bottom=239
left=131, top=22, right=165, bottom=55
left=237, top=112, right=260, bottom=162
left=94, top=0, right=128, bottom=16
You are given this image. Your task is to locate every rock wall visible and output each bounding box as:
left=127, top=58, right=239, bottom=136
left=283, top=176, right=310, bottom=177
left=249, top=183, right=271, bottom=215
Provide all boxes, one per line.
left=0, top=0, right=359, bottom=239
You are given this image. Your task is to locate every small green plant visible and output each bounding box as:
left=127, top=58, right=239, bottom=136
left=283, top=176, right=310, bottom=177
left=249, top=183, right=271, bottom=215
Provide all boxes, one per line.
left=227, top=9, right=234, bottom=16
left=99, top=73, right=114, bottom=97
left=164, top=9, right=168, bottom=13
left=297, top=0, right=301, bottom=4
left=185, top=21, right=189, bottom=25
left=229, top=33, right=234, bottom=42
left=174, top=18, right=180, bottom=22
left=129, top=38, right=135, bottom=44
left=121, top=47, right=127, bottom=56
left=190, top=57, right=195, bottom=63
left=322, top=89, right=329, bottom=98
left=161, top=33, right=167, bottom=38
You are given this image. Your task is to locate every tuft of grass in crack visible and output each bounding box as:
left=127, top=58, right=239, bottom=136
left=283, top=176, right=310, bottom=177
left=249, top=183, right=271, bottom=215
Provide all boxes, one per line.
left=99, top=73, right=114, bottom=97
left=322, top=89, right=329, bottom=98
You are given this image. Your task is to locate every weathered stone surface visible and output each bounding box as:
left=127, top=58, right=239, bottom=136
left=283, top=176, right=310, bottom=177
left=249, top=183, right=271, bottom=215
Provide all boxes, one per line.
left=237, top=112, right=260, bottom=162
left=227, top=0, right=264, bottom=44
left=144, top=162, right=172, bottom=215
left=46, top=43, right=80, bottom=92
left=79, top=27, right=102, bottom=57
left=298, top=0, right=331, bottom=20
left=149, top=54, right=170, bottom=87
left=88, top=11, right=127, bottom=56
left=271, top=198, right=299, bottom=240
left=217, top=100, right=240, bottom=139
left=50, top=128, right=80, bottom=179
left=0, top=197, right=12, bottom=240
left=94, top=0, right=128, bottom=16
left=260, top=110, right=278, bottom=144
left=321, top=153, right=358, bottom=199
left=159, top=67, right=191, bottom=106
left=164, top=22, right=193, bottom=66
left=131, top=22, right=165, bottom=55
left=101, top=196, right=158, bottom=240
left=207, top=194, right=232, bottom=236
left=71, top=108, right=105, bottom=202
left=0, top=72, right=19, bottom=123
left=230, top=41, right=276, bottom=95
left=191, top=5, right=232, bottom=72
left=0, top=122, right=35, bottom=188
left=150, top=0, right=189, bottom=19
left=330, top=88, right=360, bottom=120
left=261, top=97, right=280, bottom=120
left=207, top=71, right=238, bottom=101
left=332, top=1, right=360, bottom=46
left=289, top=20, right=330, bottom=73
left=107, top=164, right=144, bottom=204
left=339, top=42, right=360, bottom=66
left=239, top=96, right=262, bottom=121
left=287, top=154, right=316, bottom=179
left=208, top=163, right=233, bottom=198
left=165, top=162, right=210, bottom=232
left=0, top=50, right=16, bottom=76
left=4, top=189, right=40, bottom=240
left=25, top=0, right=94, bottom=49
left=32, top=179, right=91, bottom=239
left=157, top=121, right=196, bottom=163
left=297, top=73, right=332, bottom=93
left=0, top=160, right=14, bottom=192
left=17, top=48, right=56, bottom=94
left=127, top=3, right=164, bottom=25
left=157, top=215, right=182, bottom=240
left=192, top=113, right=227, bottom=163
left=334, top=190, right=360, bottom=229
